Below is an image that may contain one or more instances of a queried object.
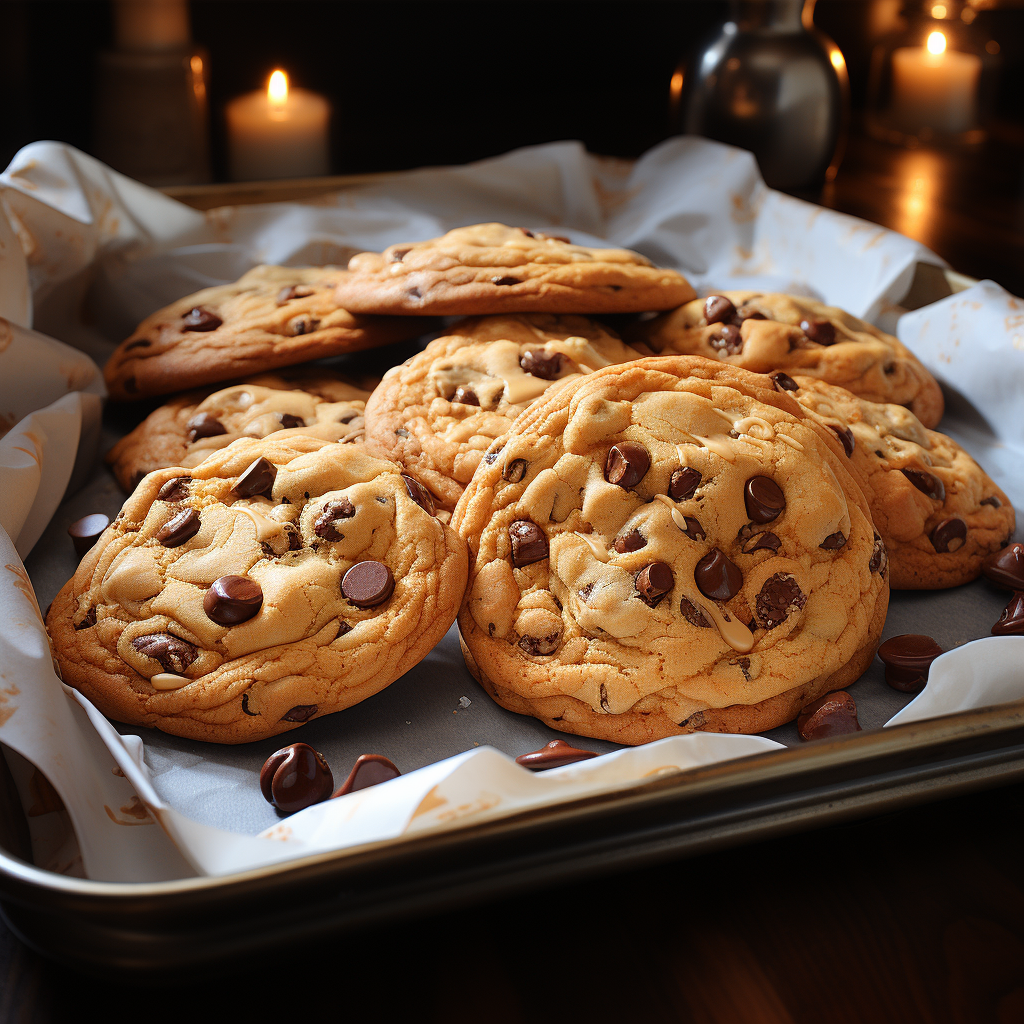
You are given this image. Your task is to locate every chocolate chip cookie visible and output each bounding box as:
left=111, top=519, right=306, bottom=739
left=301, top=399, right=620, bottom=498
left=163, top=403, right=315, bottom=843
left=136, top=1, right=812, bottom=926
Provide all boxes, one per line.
left=106, top=371, right=371, bottom=492
left=103, top=265, right=431, bottom=401
left=47, top=436, right=468, bottom=743
left=786, top=376, right=1014, bottom=589
left=363, top=314, right=641, bottom=513
left=453, top=355, right=889, bottom=744
left=629, top=292, right=945, bottom=428
left=333, top=223, right=696, bottom=316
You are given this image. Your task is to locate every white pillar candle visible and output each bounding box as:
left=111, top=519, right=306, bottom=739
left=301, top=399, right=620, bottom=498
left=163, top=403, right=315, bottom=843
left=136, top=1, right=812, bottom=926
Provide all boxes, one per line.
left=890, top=31, right=980, bottom=135
left=226, top=71, right=330, bottom=181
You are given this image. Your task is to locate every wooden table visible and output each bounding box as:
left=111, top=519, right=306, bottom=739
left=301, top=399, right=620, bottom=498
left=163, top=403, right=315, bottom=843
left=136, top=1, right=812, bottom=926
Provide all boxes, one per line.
left=2, top=130, right=1023, bottom=1023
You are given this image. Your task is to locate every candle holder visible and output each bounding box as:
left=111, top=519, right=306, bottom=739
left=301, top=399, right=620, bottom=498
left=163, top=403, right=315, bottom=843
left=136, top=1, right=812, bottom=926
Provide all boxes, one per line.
left=866, top=0, right=998, bottom=148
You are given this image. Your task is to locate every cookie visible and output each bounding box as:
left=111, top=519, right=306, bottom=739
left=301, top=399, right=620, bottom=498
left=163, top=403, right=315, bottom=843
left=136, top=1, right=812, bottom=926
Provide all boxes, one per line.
left=363, top=314, right=641, bottom=513
left=453, top=355, right=889, bottom=745
left=333, top=223, right=696, bottom=316
left=103, top=265, right=431, bottom=401
left=106, top=371, right=372, bottom=492
left=629, top=292, right=945, bottom=428
left=47, top=436, right=468, bottom=743
left=785, top=376, right=1014, bottom=589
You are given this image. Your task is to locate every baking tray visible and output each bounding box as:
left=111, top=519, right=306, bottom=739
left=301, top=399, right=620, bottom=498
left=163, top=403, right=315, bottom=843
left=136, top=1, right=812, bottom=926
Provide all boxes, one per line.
left=1, top=175, right=1021, bottom=977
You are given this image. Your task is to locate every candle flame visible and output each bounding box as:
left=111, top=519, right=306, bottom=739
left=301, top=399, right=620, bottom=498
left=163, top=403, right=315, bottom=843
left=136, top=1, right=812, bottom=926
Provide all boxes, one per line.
left=268, top=70, right=289, bottom=105
left=927, top=31, right=947, bottom=56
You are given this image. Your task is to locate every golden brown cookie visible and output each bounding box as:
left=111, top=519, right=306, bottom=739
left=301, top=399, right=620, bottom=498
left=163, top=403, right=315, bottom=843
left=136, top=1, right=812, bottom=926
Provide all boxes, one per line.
left=629, top=291, right=944, bottom=428
left=103, top=265, right=431, bottom=401
left=363, top=314, right=641, bottom=513
left=47, top=436, right=468, bottom=743
left=333, top=223, right=696, bottom=316
left=452, top=355, right=889, bottom=744
left=106, top=371, right=372, bottom=492
left=782, top=375, right=1014, bottom=589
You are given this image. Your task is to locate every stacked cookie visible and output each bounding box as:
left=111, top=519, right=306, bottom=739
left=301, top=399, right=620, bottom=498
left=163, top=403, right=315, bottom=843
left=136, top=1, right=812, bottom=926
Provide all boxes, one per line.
left=45, top=224, right=1013, bottom=746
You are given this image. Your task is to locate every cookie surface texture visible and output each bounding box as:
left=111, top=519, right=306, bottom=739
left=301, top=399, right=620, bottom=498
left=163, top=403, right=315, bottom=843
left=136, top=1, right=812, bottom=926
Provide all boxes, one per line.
left=333, top=223, right=696, bottom=316
left=106, top=371, right=370, bottom=491
left=452, top=356, right=889, bottom=744
left=104, top=265, right=430, bottom=401
left=363, top=314, right=642, bottom=512
left=789, top=377, right=1014, bottom=589
left=47, top=436, right=468, bottom=743
left=630, top=292, right=944, bottom=428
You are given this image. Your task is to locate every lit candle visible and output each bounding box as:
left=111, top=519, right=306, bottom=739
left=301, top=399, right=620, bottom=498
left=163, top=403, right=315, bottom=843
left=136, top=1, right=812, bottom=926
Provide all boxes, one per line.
left=890, top=30, right=981, bottom=135
left=226, top=71, right=330, bottom=181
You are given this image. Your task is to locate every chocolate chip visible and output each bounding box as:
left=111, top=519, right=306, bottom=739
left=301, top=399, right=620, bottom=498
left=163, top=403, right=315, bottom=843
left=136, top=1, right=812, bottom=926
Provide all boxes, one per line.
left=186, top=412, right=227, bottom=442
left=613, top=528, right=647, bottom=553
left=492, top=276, right=520, bottom=286
left=484, top=447, right=502, bottom=465
left=314, top=498, right=356, bottom=540
left=771, top=372, right=799, bottom=392
left=181, top=306, right=222, bottom=332
left=680, top=516, right=706, bottom=541
left=406, top=287, right=421, bottom=299
left=452, top=386, right=479, bottom=406
left=829, top=424, right=855, bottom=458
left=232, top=457, right=277, bottom=499
left=285, top=524, right=302, bottom=550
left=515, top=739, right=597, bottom=771
left=704, top=295, right=736, bottom=325
left=797, top=691, right=861, bottom=741
left=503, top=458, right=528, bottom=483
left=509, top=520, right=548, bottom=567
left=744, top=476, right=785, bottom=524
left=902, top=469, right=945, bottom=502
left=876, top=634, right=943, bottom=692
left=155, top=508, right=200, bottom=547
left=756, top=573, right=806, bottom=629
left=742, top=530, right=781, bottom=554
left=931, top=517, right=967, bottom=553
left=801, top=318, right=836, bottom=345
left=157, top=476, right=190, bottom=502
left=605, top=441, right=650, bottom=489
left=679, top=596, right=712, bottom=628
left=669, top=466, right=702, bottom=501
left=980, top=496, right=1002, bottom=508
left=819, top=532, right=847, bottom=550
left=518, top=227, right=536, bottom=238
left=260, top=743, right=334, bottom=814
left=402, top=475, right=436, bottom=516
left=131, top=633, right=198, bottom=674
left=124, top=338, right=150, bottom=350
left=291, top=317, right=320, bottom=336
left=204, top=575, right=263, bottom=625
left=342, top=561, right=395, bottom=608
left=333, top=754, right=401, bottom=798
left=695, top=549, right=743, bottom=601
left=390, top=248, right=411, bottom=263
left=281, top=705, right=318, bottom=723
left=241, top=693, right=259, bottom=716
left=276, top=285, right=314, bottom=304
left=600, top=683, right=611, bottom=713
left=520, top=349, right=564, bottom=380
left=869, top=531, right=888, bottom=575
left=982, top=543, right=1024, bottom=590
left=279, top=413, right=305, bottom=429
left=74, top=608, right=97, bottom=630
left=710, top=324, right=743, bottom=354
left=518, top=632, right=561, bottom=656
left=335, top=621, right=352, bottom=640
left=68, top=514, right=110, bottom=558
left=993, top=593, right=1024, bottom=636
left=636, top=562, right=674, bottom=607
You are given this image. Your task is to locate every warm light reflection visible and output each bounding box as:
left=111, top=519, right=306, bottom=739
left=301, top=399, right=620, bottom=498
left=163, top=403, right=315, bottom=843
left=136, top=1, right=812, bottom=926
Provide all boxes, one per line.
left=931, top=4, right=947, bottom=18
left=670, top=69, right=683, bottom=103
left=830, top=48, right=846, bottom=72
left=986, top=39, right=1000, bottom=54
left=190, top=54, right=206, bottom=103
left=927, top=31, right=947, bottom=56
left=893, top=149, right=942, bottom=243
left=268, top=70, right=289, bottom=105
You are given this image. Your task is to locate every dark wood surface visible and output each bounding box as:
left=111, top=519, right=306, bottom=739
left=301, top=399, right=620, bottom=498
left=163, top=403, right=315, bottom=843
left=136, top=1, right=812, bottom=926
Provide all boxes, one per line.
left=2, top=129, right=1023, bottom=1023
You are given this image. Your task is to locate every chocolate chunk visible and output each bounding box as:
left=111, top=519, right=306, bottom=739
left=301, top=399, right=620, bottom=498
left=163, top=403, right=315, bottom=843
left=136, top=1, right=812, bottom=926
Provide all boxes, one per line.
left=710, top=324, right=743, bottom=355
left=181, top=306, right=222, bottom=332
left=797, top=691, right=861, bottom=741
left=981, top=543, right=1024, bottom=590
left=333, top=754, right=401, bottom=797
left=281, top=705, right=318, bottom=723
left=492, top=276, right=520, bottom=286
left=669, top=466, right=702, bottom=501
left=902, top=469, right=945, bottom=502
left=771, top=372, right=799, bottom=392
left=613, top=528, right=647, bottom=553
left=232, top=457, right=277, bottom=499
left=279, top=413, right=305, bottom=429
left=980, top=496, right=1002, bottom=508
left=74, top=608, right=97, bottom=630
left=680, top=516, right=706, bottom=541
left=605, top=441, right=650, bottom=490
left=704, top=295, right=736, bottom=325
left=241, top=693, right=259, bottom=716
left=335, top=621, right=352, bottom=640
left=186, top=412, right=227, bottom=442
left=509, top=520, right=548, bottom=567
left=314, top=497, right=356, bottom=540
left=819, top=532, right=847, bottom=550
left=930, top=517, right=967, bottom=553
left=285, top=524, right=302, bottom=550
left=744, top=476, right=785, bottom=524
left=520, top=349, right=564, bottom=380
left=800, top=318, right=836, bottom=345
left=518, top=632, right=561, bottom=656
left=518, top=227, right=536, bottom=237
left=390, top=248, right=411, bottom=263
left=742, top=530, right=781, bottom=554
left=484, top=447, right=503, bottom=465
left=869, top=531, right=888, bottom=575
left=515, top=739, right=597, bottom=771
left=993, top=593, right=1024, bottom=636
left=636, top=562, right=674, bottom=607
left=876, top=634, right=943, bottom=692
left=157, top=476, right=190, bottom=502
left=503, top=458, right=528, bottom=483
left=155, top=508, right=200, bottom=547
left=402, top=475, right=436, bottom=516
left=755, top=573, right=806, bottom=629
left=679, top=596, right=712, bottom=628
left=204, top=575, right=263, bottom=625
left=695, top=549, right=743, bottom=601
left=342, top=561, right=395, bottom=607
left=830, top=424, right=855, bottom=457
left=68, top=514, right=110, bottom=558
left=260, top=743, right=334, bottom=814
left=452, top=385, right=479, bottom=406
left=276, top=284, right=314, bottom=304
left=131, top=633, right=197, bottom=674
left=290, top=317, right=320, bottom=336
